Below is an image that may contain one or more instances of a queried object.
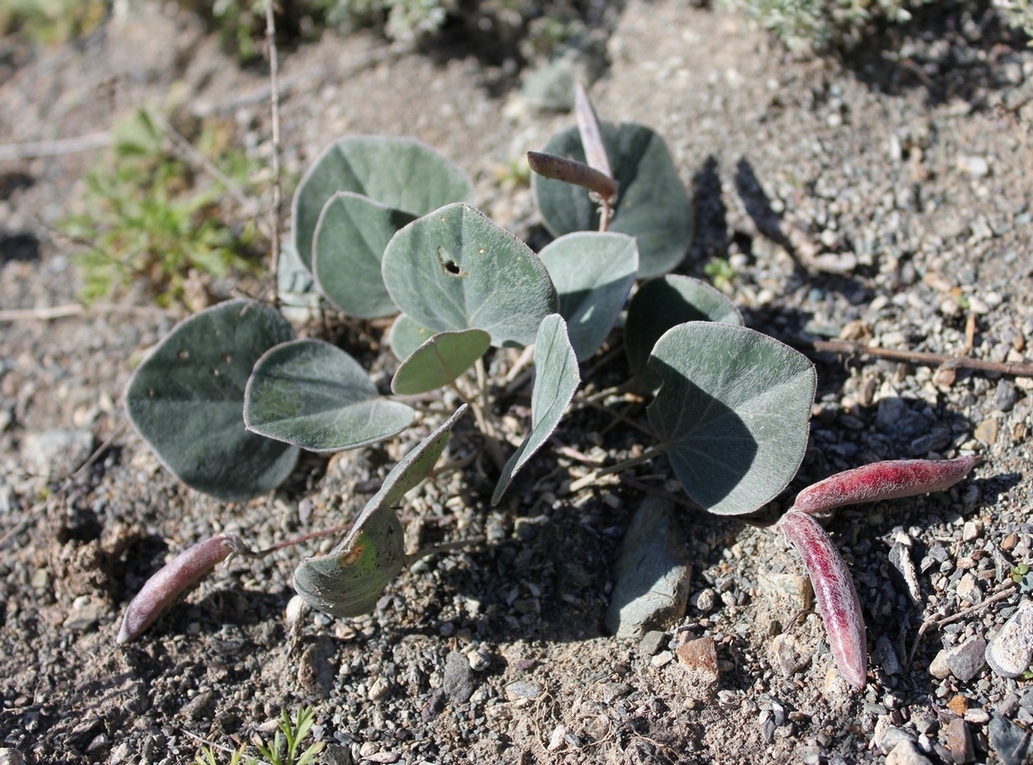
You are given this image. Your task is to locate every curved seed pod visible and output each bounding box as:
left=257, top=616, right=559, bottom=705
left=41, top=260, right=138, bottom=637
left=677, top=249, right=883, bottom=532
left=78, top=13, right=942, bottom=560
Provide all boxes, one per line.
left=527, top=151, right=618, bottom=204
left=117, top=534, right=245, bottom=644
left=778, top=510, right=867, bottom=688
left=792, top=455, right=977, bottom=516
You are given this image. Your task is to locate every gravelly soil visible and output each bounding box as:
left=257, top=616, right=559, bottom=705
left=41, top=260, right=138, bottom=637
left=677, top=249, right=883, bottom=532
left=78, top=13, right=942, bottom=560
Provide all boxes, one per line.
left=1, top=2, right=1032, bottom=763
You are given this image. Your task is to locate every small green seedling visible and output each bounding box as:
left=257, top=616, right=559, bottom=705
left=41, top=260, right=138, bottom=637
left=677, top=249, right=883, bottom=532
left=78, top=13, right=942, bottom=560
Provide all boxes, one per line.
left=119, top=85, right=985, bottom=693
left=193, top=705, right=324, bottom=765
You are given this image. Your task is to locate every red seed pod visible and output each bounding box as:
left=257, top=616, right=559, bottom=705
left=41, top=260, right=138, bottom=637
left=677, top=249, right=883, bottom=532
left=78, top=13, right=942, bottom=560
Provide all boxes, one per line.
left=778, top=509, right=867, bottom=688
left=792, top=455, right=977, bottom=516
left=116, top=534, right=239, bottom=644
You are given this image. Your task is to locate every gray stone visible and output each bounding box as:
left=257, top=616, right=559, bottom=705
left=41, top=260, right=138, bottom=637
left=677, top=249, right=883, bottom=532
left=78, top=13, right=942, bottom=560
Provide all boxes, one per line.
left=606, top=497, right=691, bottom=639
left=0, top=749, right=26, bottom=765
left=443, top=650, right=475, bottom=704
left=639, top=630, right=666, bottom=656
left=945, top=637, right=987, bottom=682
left=62, top=599, right=102, bottom=632
left=770, top=632, right=811, bottom=677
left=986, top=600, right=1033, bottom=678
left=21, top=429, right=93, bottom=478
left=995, top=380, right=1018, bottom=412
left=886, top=739, right=933, bottom=765
left=297, top=636, right=336, bottom=699
left=988, top=713, right=1031, bottom=765
left=505, top=680, right=544, bottom=701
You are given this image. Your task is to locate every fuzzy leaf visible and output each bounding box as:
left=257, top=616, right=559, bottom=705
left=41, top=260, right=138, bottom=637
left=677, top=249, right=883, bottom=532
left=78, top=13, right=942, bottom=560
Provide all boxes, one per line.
left=492, top=315, right=580, bottom=505
left=538, top=232, right=638, bottom=361
left=124, top=299, right=299, bottom=502
left=292, top=136, right=473, bottom=270
left=625, top=275, right=742, bottom=385
left=244, top=339, right=414, bottom=452
left=391, top=328, right=491, bottom=395
left=312, top=192, right=415, bottom=318
left=382, top=203, right=558, bottom=348
left=647, top=322, right=815, bottom=515
left=293, top=405, right=468, bottom=617
left=388, top=313, right=435, bottom=361
left=534, top=121, right=692, bottom=278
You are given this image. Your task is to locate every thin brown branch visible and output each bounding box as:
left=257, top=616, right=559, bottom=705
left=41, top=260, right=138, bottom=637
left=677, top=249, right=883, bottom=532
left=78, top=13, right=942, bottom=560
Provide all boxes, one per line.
left=0, top=302, right=181, bottom=322
left=908, top=580, right=1018, bottom=662
left=789, top=336, right=1033, bottom=378
left=265, top=0, right=283, bottom=309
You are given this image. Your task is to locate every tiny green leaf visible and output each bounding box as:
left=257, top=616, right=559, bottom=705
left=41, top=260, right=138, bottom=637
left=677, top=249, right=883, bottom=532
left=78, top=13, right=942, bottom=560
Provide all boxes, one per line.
left=492, top=315, right=580, bottom=505
left=312, top=192, right=415, bottom=318
left=391, top=328, right=491, bottom=395
left=382, top=203, right=558, bottom=348
left=625, top=275, right=742, bottom=385
left=293, top=405, right=468, bottom=617
left=244, top=339, right=415, bottom=452
left=124, top=299, right=299, bottom=502
left=538, top=231, right=638, bottom=361
left=647, top=322, right=815, bottom=516
left=388, top=313, right=435, bottom=361
left=292, top=136, right=473, bottom=270
left=534, top=122, right=693, bottom=278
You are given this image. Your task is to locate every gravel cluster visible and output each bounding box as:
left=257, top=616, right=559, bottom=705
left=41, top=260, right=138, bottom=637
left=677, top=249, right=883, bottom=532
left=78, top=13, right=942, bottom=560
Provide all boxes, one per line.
left=1, top=1, right=1031, bottom=763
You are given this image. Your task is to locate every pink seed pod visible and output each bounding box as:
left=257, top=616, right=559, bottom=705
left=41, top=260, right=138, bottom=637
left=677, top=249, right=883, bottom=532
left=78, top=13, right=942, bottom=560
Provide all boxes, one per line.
left=792, top=455, right=977, bottom=516
left=778, top=509, right=867, bottom=688
left=117, top=534, right=243, bottom=644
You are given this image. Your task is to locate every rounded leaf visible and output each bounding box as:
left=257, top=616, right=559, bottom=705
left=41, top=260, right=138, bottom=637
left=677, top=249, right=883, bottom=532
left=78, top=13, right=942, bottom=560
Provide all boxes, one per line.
left=388, top=313, right=435, bottom=361
left=647, top=322, right=815, bottom=516
left=244, top=339, right=414, bottom=452
left=382, top=203, right=558, bottom=348
left=293, top=405, right=468, bottom=617
left=313, top=192, right=415, bottom=318
left=538, top=232, right=638, bottom=361
left=124, top=299, right=299, bottom=502
left=391, top=328, right=491, bottom=395
left=533, top=122, right=692, bottom=278
left=626, top=275, right=742, bottom=383
left=292, top=136, right=473, bottom=270
left=492, top=315, right=580, bottom=505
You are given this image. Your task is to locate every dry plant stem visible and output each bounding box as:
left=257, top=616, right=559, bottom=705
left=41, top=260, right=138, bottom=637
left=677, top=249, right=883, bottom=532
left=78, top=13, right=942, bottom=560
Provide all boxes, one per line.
left=0, top=131, right=111, bottom=162
left=778, top=510, right=867, bottom=688
left=567, top=444, right=667, bottom=493
left=406, top=534, right=487, bottom=566
left=796, top=336, right=1033, bottom=378
left=0, top=302, right=181, bottom=322
left=0, top=420, right=127, bottom=552
left=792, top=456, right=977, bottom=515
left=908, top=580, right=1018, bottom=662
left=264, top=0, right=283, bottom=308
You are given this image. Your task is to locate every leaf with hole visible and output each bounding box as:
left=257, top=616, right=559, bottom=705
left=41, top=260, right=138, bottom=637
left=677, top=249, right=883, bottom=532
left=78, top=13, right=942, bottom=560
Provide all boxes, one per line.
left=492, top=315, right=580, bottom=505
left=534, top=122, right=692, bottom=278
left=647, top=322, right=815, bottom=516
left=625, top=275, right=742, bottom=387
left=391, top=328, right=491, bottom=395
left=293, top=405, right=468, bottom=617
left=537, top=232, right=638, bottom=361
left=388, top=313, right=435, bottom=361
left=312, top=192, right=415, bottom=318
left=124, top=299, right=299, bottom=502
left=292, top=136, right=473, bottom=270
left=382, top=203, right=558, bottom=348
left=244, top=339, right=414, bottom=452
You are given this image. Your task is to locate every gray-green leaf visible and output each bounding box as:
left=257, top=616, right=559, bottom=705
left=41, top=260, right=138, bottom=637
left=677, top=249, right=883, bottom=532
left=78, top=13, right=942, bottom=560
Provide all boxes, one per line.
left=391, top=328, right=491, bottom=395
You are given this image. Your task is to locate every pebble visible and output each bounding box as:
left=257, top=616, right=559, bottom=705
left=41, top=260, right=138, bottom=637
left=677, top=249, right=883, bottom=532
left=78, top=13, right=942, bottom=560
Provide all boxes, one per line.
left=297, top=637, right=336, bottom=699
left=466, top=648, right=491, bottom=672
left=0, top=749, right=25, bottom=765
left=944, top=637, right=987, bottom=682
left=443, top=650, right=475, bottom=703
left=886, top=739, right=933, bottom=765
left=769, top=633, right=812, bottom=677
left=988, top=713, right=1031, bottom=765
left=505, top=680, right=544, bottom=701
left=995, top=380, right=1018, bottom=412
left=986, top=600, right=1033, bottom=678
left=606, top=497, right=691, bottom=639
left=639, top=630, right=666, bottom=656
left=62, top=598, right=102, bottom=632
left=20, top=428, right=94, bottom=478
left=956, top=155, right=990, bottom=178
left=944, top=717, right=974, bottom=764
left=956, top=574, right=982, bottom=605
left=872, top=718, right=916, bottom=754
left=675, top=636, right=719, bottom=700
